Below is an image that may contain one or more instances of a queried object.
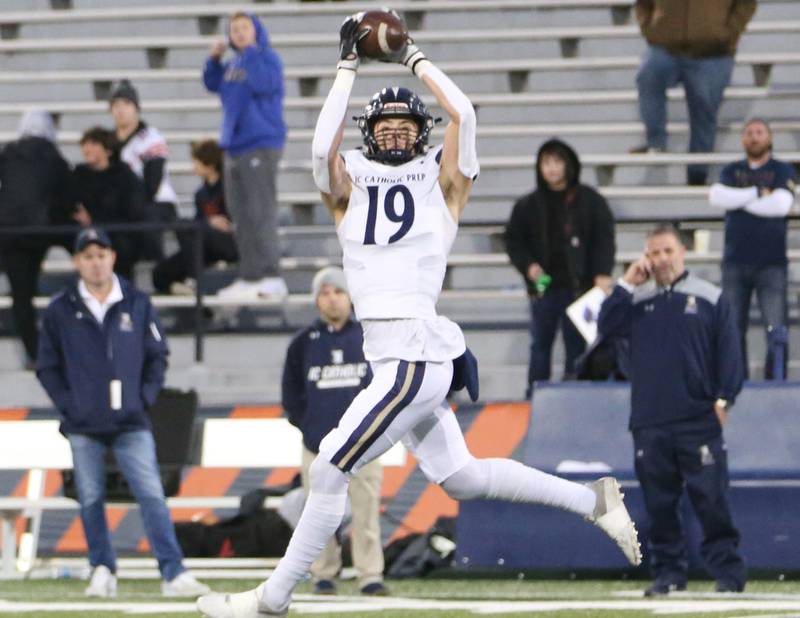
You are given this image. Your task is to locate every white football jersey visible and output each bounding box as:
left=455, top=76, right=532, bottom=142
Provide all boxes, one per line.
left=337, top=146, right=466, bottom=362
left=338, top=146, right=455, bottom=320
left=120, top=124, right=178, bottom=205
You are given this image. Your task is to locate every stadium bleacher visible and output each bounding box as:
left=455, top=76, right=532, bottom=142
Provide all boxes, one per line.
left=0, top=0, right=799, bottom=401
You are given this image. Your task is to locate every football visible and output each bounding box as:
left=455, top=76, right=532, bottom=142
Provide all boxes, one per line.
left=357, top=10, right=408, bottom=60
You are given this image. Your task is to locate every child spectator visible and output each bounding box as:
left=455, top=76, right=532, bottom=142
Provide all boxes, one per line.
left=152, top=140, right=238, bottom=294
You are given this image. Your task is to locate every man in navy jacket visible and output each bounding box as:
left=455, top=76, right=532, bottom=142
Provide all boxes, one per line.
left=598, top=223, right=746, bottom=596
left=36, top=228, right=208, bottom=599
left=281, top=267, right=387, bottom=597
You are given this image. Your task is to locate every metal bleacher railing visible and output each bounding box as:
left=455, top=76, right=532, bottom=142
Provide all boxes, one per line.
left=4, top=213, right=800, bottom=367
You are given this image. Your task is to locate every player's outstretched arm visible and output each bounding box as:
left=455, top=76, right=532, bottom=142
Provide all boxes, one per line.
left=312, top=14, right=366, bottom=223
left=395, top=39, right=479, bottom=219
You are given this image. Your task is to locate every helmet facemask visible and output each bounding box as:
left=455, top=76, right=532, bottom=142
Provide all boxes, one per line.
left=357, top=87, right=434, bottom=165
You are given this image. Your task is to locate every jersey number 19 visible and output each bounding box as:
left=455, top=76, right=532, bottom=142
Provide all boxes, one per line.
left=364, top=184, right=415, bottom=245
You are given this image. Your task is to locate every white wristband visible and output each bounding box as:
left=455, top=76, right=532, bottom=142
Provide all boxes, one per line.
left=413, top=58, right=433, bottom=78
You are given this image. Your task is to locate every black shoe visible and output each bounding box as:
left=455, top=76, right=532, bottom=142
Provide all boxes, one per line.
left=360, top=582, right=389, bottom=596
left=644, top=580, right=687, bottom=597
left=313, top=579, right=337, bottom=595
left=715, top=580, right=744, bottom=593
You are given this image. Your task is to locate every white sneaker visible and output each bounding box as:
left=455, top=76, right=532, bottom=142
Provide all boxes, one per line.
left=586, top=477, right=642, bottom=566
left=255, top=276, right=288, bottom=300
left=216, top=279, right=259, bottom=300
left=162, top=571, right=211, bottom=597
left=197, top=584, right=288, bottom=617
left=85, top=564, right=117, bottom=598
left=169, top=278, right=197, bottom=296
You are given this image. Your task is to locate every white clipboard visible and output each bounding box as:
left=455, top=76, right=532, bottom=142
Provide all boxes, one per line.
left=566, top=286, right=609, bottom=344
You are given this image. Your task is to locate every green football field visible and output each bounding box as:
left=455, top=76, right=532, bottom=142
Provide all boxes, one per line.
left=1, top=577, right=800, bottom=617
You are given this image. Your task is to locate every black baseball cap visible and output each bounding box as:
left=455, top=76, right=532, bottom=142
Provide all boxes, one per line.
left=74, top=227, right=113, bottom=253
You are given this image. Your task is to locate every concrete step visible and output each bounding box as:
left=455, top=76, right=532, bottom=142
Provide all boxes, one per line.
left=0, top=85, right=796, bottom=131
left=10, top=119, right=800, bottom=164
left=8, top=0, right=800, bottom=35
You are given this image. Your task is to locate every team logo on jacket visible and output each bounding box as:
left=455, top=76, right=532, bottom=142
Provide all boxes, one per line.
left=119, top=312, right=133, bottom=332
left=307, top=362, right=368, bottom=389
left=331, top=349, right=344, bottom=365
left=699, top=444, right=715, bottom=466
left=684, top=295, right=698, bottom=315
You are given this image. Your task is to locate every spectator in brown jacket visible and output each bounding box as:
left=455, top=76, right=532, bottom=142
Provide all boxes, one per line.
left=632, top=0, right=756, bottom=185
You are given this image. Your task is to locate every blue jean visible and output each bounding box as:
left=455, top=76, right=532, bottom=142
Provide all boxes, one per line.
left=636, top=45, right=734, bottom=184
left=528, top=288, right=586, bottom=387
left=721, top=262, right=788, bottom=379
left=67, top=430, right=186, bottom=581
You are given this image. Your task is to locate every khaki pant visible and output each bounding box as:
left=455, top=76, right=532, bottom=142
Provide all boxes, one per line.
left=301, top=447, right=384, bottom=587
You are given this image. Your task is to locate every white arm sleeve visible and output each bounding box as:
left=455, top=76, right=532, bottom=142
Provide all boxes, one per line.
left=414, top=61, right=479, bottom=179
left=311, top=69, right=355, bottom=194
left=743, top=188, right=795, bottom=218
left=708, top=183, right=758, bottom=210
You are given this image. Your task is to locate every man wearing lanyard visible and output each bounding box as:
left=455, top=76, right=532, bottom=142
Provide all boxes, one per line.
left=37, top=227, right=209, bottom=599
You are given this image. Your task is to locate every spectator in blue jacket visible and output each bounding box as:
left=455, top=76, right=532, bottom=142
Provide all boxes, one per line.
left=202, top=12, right=287, bottom=301
left=281, top=267, right=387, bottom=597
left=709, top=119, right=797, bottom=379
left=598, top=223, right=746, bottom=597
left=36, top=228, right=209, bottom=600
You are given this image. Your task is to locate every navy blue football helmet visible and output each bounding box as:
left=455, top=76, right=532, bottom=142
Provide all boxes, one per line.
left=356, top=87, right=434, bottom=165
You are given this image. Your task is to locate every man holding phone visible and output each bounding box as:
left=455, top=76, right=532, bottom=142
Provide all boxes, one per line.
left=598, top=224, right=746, bottom=596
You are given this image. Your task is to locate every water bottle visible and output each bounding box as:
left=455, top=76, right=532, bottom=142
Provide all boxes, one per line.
left=535, top=273, right=552, bottom=295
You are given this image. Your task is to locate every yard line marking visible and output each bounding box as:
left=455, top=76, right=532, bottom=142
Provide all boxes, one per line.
left=614, top=590, right=800, bottom=601
left=2, top=597, right=800, bottom=615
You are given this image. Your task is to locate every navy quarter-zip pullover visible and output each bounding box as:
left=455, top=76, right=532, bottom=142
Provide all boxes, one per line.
left=598, top=271, right=743, bottom=430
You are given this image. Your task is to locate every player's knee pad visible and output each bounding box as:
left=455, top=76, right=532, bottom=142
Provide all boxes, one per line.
left=309, top=455, right=349, bottom=496
left=440, top=457, right=489, bottom=501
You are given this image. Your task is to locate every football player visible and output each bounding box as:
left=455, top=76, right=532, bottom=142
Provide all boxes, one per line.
left=197, top=13, right=641, bottom=618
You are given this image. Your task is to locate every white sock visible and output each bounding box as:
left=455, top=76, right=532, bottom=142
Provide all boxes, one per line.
left=263, top=458, right=348, bottom=609
left=442, top=457, right=596, bottom=516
